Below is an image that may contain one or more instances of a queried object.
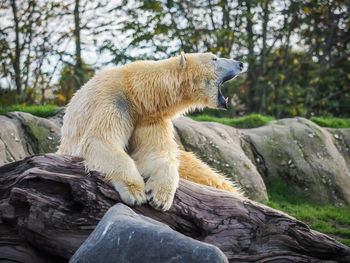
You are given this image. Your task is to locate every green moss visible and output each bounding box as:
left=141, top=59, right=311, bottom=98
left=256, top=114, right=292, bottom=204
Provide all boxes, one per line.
left=189, top=114, right=350, bottom=129
left=0, top=105, right=59, bottom=118
left=275, top=120, right=286, bottom=125
left=265, top=178, right=350, bottom=248
left=189, top=114, right=275, bottom=128
left=310, top=117, right=350, bottom=128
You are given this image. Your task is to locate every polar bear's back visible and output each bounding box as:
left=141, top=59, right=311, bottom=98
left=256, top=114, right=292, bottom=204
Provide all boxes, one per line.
left=57, top=68, right=134, bottom=157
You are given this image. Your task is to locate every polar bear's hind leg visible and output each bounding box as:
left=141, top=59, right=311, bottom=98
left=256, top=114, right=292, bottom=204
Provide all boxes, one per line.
left=178, top=150, right=240, bottom=193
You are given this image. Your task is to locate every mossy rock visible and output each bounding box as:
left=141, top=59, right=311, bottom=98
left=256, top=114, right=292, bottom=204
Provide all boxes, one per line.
left=326, top=128, right=350, bottom=167
left=2, top=110, right=349, bottom=207
left=0, top=112, right=61, bottom=165
left=173, top=117, right=268, bottom=203
left=242, top=118, right=350, bottom=206
left=17, top=113, right=60, bottom=153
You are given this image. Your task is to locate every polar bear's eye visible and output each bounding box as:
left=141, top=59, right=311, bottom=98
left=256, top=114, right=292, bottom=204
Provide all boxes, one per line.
left=212, top=57, right=218, bottom=61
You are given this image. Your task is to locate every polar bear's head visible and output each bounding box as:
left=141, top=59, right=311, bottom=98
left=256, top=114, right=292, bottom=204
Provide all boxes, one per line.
left=178, top=52, right=244, bottom=109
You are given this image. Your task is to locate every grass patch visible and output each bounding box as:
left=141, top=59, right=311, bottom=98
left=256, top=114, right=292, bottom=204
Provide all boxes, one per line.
left=0, top=105, right=59, bottom=118
left=310, top=116, right=350, bottom=128
left=190, top=114, right=350, bottom=129
left=266, top=200, right=350, bottom=247
left=336, top=238, right=350, bottom=248
left=189, top=114, right=275, bottom=128
left=265, top=178, right=350, bottom=248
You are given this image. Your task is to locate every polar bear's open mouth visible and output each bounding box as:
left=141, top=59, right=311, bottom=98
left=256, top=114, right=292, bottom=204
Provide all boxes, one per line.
left=217, top=71, right=236, bottom=109
left=217, top=87, right=227, bottom=109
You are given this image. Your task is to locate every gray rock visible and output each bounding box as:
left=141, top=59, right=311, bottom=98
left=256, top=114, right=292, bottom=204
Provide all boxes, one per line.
left=242, top=118, right=350, bottom=206
left=0, top=115, right=28, bottom=164
left=69, top=203, right=228, bottom=263
left=326, top=128, right=350, bottom=167
left=173, top=117, right=268, bottom=202
left=2, top=111, right=350, bottom=206
left=0, top=111, right=61, bottom=165
left=48, top=107, right=65, bottom=127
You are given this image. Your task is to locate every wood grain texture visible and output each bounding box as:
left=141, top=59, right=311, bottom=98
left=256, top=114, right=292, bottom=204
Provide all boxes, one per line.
left=0, top=154, right=349, bottom=262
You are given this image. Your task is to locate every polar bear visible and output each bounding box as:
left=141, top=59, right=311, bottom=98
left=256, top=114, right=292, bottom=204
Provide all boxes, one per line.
left=57, top=52, right=244, bottom=211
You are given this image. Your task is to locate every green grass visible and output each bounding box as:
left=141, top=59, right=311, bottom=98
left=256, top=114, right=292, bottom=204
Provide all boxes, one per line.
left=190, top=114, right=350, bottom=129
left=189, top=114, right=275, bottom=128
left=265, top=179, right=350, bottom=248
left=2, top=105, right=349, bottom=129
left=310, top=116, right=350, bottom=129
left=0, top=105, right=59, bottom=118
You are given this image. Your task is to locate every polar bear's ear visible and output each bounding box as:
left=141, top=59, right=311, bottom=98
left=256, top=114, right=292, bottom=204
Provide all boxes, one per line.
left=179, top=51, right=186, bottom=68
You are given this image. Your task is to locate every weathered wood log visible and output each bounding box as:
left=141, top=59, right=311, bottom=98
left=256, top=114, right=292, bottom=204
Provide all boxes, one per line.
left=0, top=154, right=349, bottom=262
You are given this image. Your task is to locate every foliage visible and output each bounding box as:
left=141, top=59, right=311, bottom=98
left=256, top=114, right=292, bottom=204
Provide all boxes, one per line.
left=0, top=0, right=349, bottom=115
left=0, top=89, right=18, bottom=106
left=105, top=0, right=350, bottom=118
left=310, top=117, right=350, bottom=129
left=0, top=0, right=64, bottom=96
left=0, top=86, right=56, bottom=107
left=265, top=178, right=350, bottom=248
left=189, top=114, right=275, bottom=128
left=53, top=62, right=94, bottom=106
left=0, top=0, right=114, bottom=105
left=0, top=105, right=59, bottom=118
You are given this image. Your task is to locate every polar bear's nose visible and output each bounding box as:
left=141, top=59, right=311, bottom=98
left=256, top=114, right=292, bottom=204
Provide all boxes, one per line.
left=238, top=61, right=244, bottom=71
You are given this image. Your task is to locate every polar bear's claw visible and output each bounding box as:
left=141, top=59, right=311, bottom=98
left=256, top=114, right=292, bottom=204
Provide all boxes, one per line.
left=113, top=181, right=147, bottom=206
left=145, top=181, right=175, bottom=211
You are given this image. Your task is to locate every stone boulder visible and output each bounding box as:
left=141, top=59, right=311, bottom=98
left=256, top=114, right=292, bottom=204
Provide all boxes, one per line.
left=47, top=107, right=65, bottom=127
left=1, top=110, right=349, bottom=205
left=326, top=128, right=350, bottom=168
left=70, top=203, right=228, bottom=263
left=0, top=112, right=60, bottom=166
left=173, top=117, right=268, bottom=202
left=242, top=118, right=350, bottom=206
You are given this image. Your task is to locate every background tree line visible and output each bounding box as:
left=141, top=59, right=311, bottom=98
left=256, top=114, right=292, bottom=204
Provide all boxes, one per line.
left=0, top=0, right=349, bottom=118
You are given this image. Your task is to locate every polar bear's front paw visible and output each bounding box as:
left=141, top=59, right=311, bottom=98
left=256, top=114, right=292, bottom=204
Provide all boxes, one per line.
left=113, top=180, right=147, bottom=206
left=145, top=178, right=177, bottom=211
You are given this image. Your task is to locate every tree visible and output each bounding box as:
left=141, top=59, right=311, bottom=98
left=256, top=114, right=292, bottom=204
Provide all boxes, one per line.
left=103, top=0, right=349, bottom=118
left=102, top=0, right=303, bottom=113
left=55, top=61, right=94, bottom=105
left=74, top=0, right=83, bottom=81
left=298, top=0, right=350, bottom=117
left=0, top=0, right=63, bottom=98
left=55, top=0, right=116, bottom=90
left=0, top=0, right=116, bottom=104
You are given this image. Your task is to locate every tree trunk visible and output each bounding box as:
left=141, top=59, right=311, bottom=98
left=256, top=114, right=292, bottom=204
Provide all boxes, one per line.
left=259, top=0, right=269, bottom=114
left=0, top=154, right=349, bottom=262
left=245, top=1, right=257, bottom=114
left=74, top=0, right=83, bottom=87
left=10, top=0, right=21, bottom=95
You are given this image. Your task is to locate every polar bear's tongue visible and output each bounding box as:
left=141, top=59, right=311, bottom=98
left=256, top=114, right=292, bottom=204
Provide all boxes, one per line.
left=218, top=88, right=227, bottom=109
